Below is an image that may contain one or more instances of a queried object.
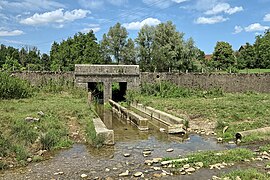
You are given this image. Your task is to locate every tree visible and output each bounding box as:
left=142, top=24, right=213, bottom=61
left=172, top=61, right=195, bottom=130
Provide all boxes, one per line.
left=100, top=34, right=112, bottom=64
left=212, top=41, right=235, bottom=70
left=237, top=43, right=256, bottom=69
left=135, top=25, right=155, bottom=71
left=122, top=38, right=136, bottom=65
left=152, top=21, right=184, bottom=72
left=105, top=22, right=128, bottom=64
left=254, top=30, right=270, bottom=68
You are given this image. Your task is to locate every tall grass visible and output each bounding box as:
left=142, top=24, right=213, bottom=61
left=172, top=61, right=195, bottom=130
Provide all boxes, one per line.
left=0, top=72, right=33, bottom=99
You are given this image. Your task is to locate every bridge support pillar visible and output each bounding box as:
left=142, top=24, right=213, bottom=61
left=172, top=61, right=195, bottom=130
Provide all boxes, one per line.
left=104, top=82, right=112, bottom=103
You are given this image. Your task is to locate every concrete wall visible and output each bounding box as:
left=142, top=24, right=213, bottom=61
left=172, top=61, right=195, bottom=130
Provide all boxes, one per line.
left=10, top=71, right=270, bottom=93
left=141, top=72, right=270, bottom=93
left=12, top=71, right=74, bottom=85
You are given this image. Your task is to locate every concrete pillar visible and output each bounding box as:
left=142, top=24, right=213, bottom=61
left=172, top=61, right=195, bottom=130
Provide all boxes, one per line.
left=103, top=82, right=112, bottom=103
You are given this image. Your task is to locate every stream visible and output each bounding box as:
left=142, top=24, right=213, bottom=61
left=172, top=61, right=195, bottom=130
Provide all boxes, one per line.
left=0, top=106, right=236, bottom=180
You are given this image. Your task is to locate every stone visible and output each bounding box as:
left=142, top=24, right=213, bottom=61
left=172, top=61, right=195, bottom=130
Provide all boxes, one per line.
left=262, top=155, right=270, bottom=160
left=228, top=141, right=235, bottom=144
left=145, top=160, right=153, bottom=165
left=105, top=168, right=110, bottom=172
left=183, top=164, right=190, bottom=169
left=180, top=172, right=186, bottom=175
left=37, top=150, right=46, bottom=156
left=236, top=176, right=241, bottom=180
left=54, top=172, right=64, bottom=175
left=37, top=111, right=45, bottom=117
left=153, top=167, right=161, bottom=171
left=217, top=137, right=223, bottom=142
left=153, top=174, right=162, bottom=178
left=236, top=139, right=241, bottom=144
left=80, top=174, right=88, bottom=178
left=143, top=150, right=152, bottom=155
left=160, top=128, right=166, bottom=132
left=223, top=126, right=229, bottom=134
left=25, top=117, right=40, bottom=122
left=119, top=170, right=129, bottom=177
left=212, top=176, right=221, bottom=180
left=185, top=167, right=196, bottom=173
left=152, top=158, right=162, bottom=163
left=123, top=153, right=131, bottom=157
left=27, top=158, right=32, bottom=162
left=195, top=162, right=204, bottom=168
left=166, top=148, right=174, bottom=152
left=106, top=177, right=113, bottom=180
left=133, top=172, right=143, bottom=177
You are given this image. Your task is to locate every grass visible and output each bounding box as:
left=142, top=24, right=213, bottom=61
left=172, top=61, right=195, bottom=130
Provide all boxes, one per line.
left=212, top=68, right=270, bottom=74
left=221, top=169, right=270, bottom=180
left=0, top=90, right=96, bottom=168
left=168, top=148, right=254, bottom=168
left=131, top=88, right=270, bottom=143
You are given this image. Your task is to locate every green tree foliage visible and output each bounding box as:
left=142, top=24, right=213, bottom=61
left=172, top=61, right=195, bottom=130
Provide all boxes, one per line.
left=101, top=22, right=128, bottom=64
left=0, top=44, right=45, bottom=71
left=212, top=41, right=235, bottom=70
left=237, top=43, right=256, bottom=69
left=135, top=25, right=155, bottom=71
left=50, top=31, right=102, bottom=71
left=152, top=21, right=185, bottom=72
left=254, top=30, right=270, bottom=68
left=122, top=38, right=136, bottom=65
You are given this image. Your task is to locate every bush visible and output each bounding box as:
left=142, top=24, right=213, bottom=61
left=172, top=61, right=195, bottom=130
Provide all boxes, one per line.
left=0, top=133, right=11, bottom=157
left=40, top=130, right=59, bottom=150
left=0, top=72, right=33, bottom=99
left=140, top=82, right=223, bottom=99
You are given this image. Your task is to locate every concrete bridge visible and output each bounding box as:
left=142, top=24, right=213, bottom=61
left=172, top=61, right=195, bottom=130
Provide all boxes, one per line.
left=74, top=64, right=140, bottom=102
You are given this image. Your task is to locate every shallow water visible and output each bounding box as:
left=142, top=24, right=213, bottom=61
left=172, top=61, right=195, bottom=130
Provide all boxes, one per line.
left=0, top=105, right=237, bottom=180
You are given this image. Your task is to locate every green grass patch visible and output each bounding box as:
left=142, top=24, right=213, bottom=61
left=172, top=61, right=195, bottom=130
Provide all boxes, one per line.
left=221, top=169, right=270, bottom=180
left=170, top=148, right=254, bottom=168
left=0, top=90, right=95, bottom=166
left=131, top=85, right=270, bottom=143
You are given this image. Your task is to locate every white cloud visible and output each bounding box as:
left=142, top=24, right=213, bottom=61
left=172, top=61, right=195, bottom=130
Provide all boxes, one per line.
left=233, top=25, right=243, bottom=34
left=171, top=0, right=189, bottom=3
left=81, top=24, right=101, bottom=33
left=226, top=6, right=243, bottom=15
left=195, top=16, right=228, bottom=24
left=0, top=0, right=65, bottom=12
left=244, top=23, right=269, bottom=32
left=20, top=9, right=90, bottom=26
left=205, top=3, right=243, bottom=15
left=0, top=30, right=24, bottom=36
left=123, top=17, right=161, bottom=30
left=264, top=14, right=270, bottom=21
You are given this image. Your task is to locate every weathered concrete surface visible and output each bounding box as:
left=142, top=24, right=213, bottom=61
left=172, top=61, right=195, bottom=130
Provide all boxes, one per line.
left=93, top=118, right=114, bottom=145
left=75, top=65, right=140, bottom=102
left=236, top=127, right=270, bottom=140
left=141, top=72, right=270, bottom=93
left=109, top=100, right=148, bottom=131
left=131, top=102, right=186, bottom=134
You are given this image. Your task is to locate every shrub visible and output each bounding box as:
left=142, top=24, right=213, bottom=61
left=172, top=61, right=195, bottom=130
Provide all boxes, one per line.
left=0, top=72, right=33, bottom=99
left=0, top=133, right=11, bottom=157
left=13, top=145, right=29, bottom=162
left=40, top=130, right=59, bottom=150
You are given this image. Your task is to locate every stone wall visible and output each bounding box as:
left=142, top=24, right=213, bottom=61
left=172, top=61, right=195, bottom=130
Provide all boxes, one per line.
left=140, top=72, right=270, bottom=93
left=11, top=71, right=270, bottom=93
left=12, top=71, right=74, bottom=85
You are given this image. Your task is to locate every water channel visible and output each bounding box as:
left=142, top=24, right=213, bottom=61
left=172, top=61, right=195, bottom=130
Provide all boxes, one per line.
left=1, top=104, right=236, bottom=180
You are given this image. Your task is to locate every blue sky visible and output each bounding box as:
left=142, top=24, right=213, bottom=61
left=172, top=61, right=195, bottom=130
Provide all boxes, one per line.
left=0, top=0, right=270, bottom=54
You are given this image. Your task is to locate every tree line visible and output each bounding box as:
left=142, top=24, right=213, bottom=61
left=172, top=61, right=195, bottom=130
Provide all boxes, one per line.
left=1, top=21, right=270, bottom=72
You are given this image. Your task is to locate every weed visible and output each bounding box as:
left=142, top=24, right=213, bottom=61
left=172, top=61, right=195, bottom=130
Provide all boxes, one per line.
left=0, top=72, right=33, bottom=99
left=40, top=130, right=59, bottom=150
left=169, top=148, right=254, bottom=168
left=221, top=169, right=269, bottom=180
